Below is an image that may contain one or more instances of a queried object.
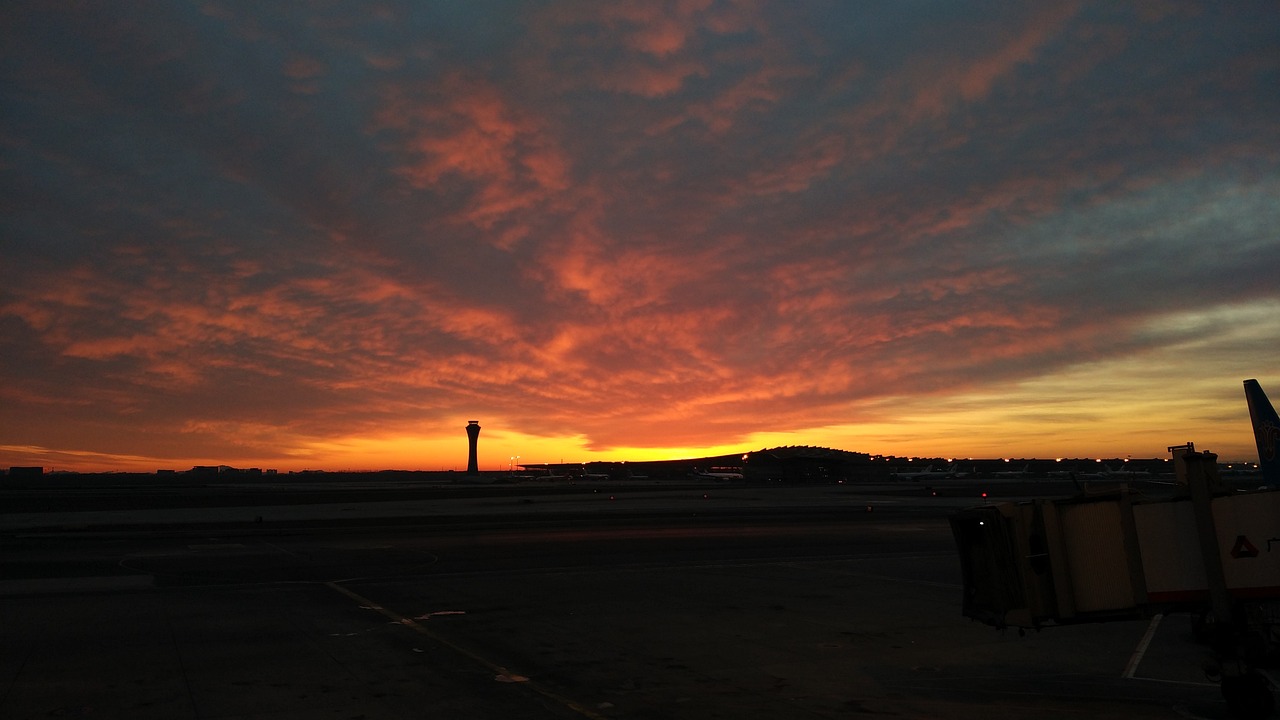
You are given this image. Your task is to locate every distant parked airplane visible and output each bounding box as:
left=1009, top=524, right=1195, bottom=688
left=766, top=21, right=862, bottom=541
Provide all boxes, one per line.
left=891, top=464, right=957, bottom=480
left=1074, top=464, right=1123, bottom=481
left=1072, top=462, right=1152, bottom=481
left=691, top=467, right=744, bottom=481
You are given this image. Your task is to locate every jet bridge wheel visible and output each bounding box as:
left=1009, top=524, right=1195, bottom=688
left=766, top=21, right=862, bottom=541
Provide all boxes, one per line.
left=1221, top=672, right=1274, bottom=720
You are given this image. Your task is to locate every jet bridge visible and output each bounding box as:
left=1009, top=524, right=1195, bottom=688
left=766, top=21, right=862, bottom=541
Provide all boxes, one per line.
left=951, top=446, right=1280, bottom=717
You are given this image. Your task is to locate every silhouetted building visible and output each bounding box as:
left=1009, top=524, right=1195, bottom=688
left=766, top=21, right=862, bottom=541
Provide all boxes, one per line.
left=743, top=446, right=877, bottom=483
left=7, top=466, right=44, bottom=480
left=466, top=420, right=481, bottom=475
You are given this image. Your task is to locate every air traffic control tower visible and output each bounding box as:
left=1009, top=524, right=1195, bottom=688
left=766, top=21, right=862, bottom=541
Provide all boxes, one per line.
left=465, top=420, right=481, bottom=475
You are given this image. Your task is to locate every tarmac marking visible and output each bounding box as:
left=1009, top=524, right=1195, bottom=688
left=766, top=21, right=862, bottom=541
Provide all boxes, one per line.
left=1123, top=613, right=1163, bottom=679
left=260, top=541, right=299, bottom=556
left=324, top=581, right=608, bottom=720
left=1122, top=614, right=1217, bottom=689
left=186, top=543, right=247, bottom=552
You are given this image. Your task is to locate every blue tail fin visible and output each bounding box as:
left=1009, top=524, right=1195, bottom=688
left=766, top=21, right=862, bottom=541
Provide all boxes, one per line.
left=1244, top=379, right=1280, bottom=487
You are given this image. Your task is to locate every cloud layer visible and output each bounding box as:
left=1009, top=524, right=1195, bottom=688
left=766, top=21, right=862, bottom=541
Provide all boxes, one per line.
left=2, top=1, right=1278, bottom=469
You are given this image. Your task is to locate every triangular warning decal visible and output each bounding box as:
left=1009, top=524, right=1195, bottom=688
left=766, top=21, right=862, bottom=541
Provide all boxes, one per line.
left=1231, top=535, right=1260, bottom=559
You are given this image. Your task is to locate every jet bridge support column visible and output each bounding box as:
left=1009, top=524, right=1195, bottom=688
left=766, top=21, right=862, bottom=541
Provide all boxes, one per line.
left=1179, top=446, right=1231, bottom=629
left=1177, top=445, right=1275, bottom=719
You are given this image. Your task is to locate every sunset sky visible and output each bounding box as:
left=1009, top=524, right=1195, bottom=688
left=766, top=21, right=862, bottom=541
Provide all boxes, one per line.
left=2, top=2, right=1278, bottom=473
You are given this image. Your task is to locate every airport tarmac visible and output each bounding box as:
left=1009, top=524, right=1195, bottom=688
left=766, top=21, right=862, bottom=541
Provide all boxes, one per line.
left=0, top=479, right=1260, bottom=719
left=0, top=476, right=1099, bottom=533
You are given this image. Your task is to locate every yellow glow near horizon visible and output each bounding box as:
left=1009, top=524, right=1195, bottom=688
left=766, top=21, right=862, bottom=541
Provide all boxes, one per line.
left=4, top=354, right=1271, bottom=473
left=296, top=430, right=770, bottom=472
left=804, top=365, right=1261, bottom=461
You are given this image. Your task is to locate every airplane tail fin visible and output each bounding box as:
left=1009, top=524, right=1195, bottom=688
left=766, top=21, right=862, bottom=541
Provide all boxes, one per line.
left=1244, top=379, right=1280, bottom=487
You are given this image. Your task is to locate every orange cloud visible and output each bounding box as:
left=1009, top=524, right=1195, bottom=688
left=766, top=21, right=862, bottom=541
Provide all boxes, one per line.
left=520, top=0, right=772, bottom=98
left=908, top=4, right=1081, bottom=120
left=374, top=72, right=570, bottom=235
left=283, top=55, right=326, bottom=79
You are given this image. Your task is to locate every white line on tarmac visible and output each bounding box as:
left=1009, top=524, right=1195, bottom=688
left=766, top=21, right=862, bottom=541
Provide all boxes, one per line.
left=1124, top=613, right=1163, bottom=679
left=1121, top=614, right=1215, bottom=688
left=325, top=581, right=609, bottom=720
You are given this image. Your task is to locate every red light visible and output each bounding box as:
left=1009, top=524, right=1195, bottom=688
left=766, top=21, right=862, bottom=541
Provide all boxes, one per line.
left=981, top=492, right=988, bottom=498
